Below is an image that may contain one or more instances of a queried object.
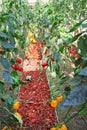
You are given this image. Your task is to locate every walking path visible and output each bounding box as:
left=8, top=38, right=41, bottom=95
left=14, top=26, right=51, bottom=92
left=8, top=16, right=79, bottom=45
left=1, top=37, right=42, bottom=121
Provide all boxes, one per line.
left=18, top=42, right=57, bottom=130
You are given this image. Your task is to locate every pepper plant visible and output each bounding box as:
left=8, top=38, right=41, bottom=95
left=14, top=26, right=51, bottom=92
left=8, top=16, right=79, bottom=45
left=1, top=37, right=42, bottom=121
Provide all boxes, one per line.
left=27, top=0, right=87, bottom=129
left=0, top=0, right=30, bottom=129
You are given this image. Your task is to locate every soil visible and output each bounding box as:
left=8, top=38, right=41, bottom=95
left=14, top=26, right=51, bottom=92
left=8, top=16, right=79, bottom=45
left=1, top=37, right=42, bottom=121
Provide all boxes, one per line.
left=17, top=42, right=57, bottom=130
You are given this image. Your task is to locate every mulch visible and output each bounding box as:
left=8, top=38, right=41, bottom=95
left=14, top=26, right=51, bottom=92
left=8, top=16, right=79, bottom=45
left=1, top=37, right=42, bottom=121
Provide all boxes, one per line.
left=17, top=43, right=57, bottom=130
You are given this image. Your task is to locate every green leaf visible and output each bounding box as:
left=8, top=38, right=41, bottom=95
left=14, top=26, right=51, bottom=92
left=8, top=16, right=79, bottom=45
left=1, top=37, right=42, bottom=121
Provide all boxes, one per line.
left=68, top=32, right=83, bottom=43
left=63, top=83, right=87, bottom=106
left=74, top=67, right=81, bottom=75
left=69, top=76, right=82, bottom=86
left=13, top=48, right=18, bottom=54
left=50, top=85, right=57, bottom=92
left=0, top=80, right=4, bottom=84
left=79, top=104, right=87, bottom=115
left=19, top=80, right=26, bottom=85
left=11, top=70, right=19, bottom=79
left=12, top=79, right=20, bottom=86
left=49, top=61, right=54, bottom=72
left=5, top=20, right=15, bottom=33
left=50, top=37, right=57, bottom=43
left=2, top=42, right=15, bottom=49
left=70, top=33, right=82, bottom=42
left=79, top=67, right=87, bottom=76
left=64, top=86, right=71, bottom=96
left=53, top=51, right=61, bottom=61
left=0, top=81, right=4, bottom=93
left=11, top=70, right=25, bottom=88
left=78, top=34, right=87, bottom=56
left=5, top=95, right=14, bottom=105
left=13, top=114, right=23, bottom=125
left=3, top=71, right=13, bottom=83
left=55, top=65, right=60, bottom=75
left=0, top=94, right=13, bottom=106
left=0, top=58, right=11, bottom=70
left=59, top=46, right=65, bottom=53
left=74, top=57, right=82, bottom=67
left=0, top=32, right=8, bottom=38
left=11, top=70, right=20, bottom=87
left=51, top=90, right=60, bottom=99
left=68, top=18, right=87, bottom=33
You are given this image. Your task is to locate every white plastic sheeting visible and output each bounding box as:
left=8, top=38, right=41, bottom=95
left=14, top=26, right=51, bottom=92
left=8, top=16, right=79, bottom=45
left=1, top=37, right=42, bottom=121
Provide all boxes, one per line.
left=0, top=0, right=2, bottom=4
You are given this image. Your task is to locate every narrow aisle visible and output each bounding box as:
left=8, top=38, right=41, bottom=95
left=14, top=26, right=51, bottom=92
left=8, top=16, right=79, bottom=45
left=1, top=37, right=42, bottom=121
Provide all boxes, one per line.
left=18, top=43, right=57, bottom=130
